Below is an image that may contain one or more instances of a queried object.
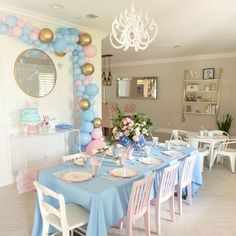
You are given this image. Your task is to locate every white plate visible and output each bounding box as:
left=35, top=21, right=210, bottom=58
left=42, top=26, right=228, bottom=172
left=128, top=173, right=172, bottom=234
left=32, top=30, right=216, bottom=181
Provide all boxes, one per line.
left=60, top=171, right=92, bottom=183
left=110, top=168, right=137, bottom=178
left=157, top=143, right=166, bottom=148
left=161, top=150, right=185, bottom=157
left=141, top=157, right=164, bottom=165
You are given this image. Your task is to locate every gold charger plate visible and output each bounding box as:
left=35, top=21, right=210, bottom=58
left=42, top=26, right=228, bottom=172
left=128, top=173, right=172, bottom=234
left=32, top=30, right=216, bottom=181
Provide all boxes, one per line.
left=60, top=171, right=92, bottom=183
left=141, top=157, right=164, bottom=165
left=110, top=168, right=137, bottom=178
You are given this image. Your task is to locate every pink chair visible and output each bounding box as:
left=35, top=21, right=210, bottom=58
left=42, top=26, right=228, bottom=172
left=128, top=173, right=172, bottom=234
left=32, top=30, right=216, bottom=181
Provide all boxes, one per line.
left=121, top=173, right=155, bottom=236
left=151, top=162, right=179, bottom=235
left=176, top=153, right=197, bottom=215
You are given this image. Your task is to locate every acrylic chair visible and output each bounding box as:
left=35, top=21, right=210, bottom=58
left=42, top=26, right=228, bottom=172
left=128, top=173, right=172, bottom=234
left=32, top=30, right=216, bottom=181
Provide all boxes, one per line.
left=120, top=173, right=155, bottom=236
left=34, top=181, right=89, bottom=236
left=151, top=162, right=179, bottom=235
left=175, top=153, right=197, bottom=215
left=213, top=138, right=236, bottom=173
left=170, top=130, right=190, bottom=141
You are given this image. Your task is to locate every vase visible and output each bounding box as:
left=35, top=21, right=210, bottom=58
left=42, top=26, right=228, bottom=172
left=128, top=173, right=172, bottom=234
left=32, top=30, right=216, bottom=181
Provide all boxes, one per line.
left=126, top=146, right=135, bottom=160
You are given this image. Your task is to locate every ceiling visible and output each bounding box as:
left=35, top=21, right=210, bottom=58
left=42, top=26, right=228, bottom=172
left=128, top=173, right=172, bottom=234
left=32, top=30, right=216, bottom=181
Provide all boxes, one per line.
left=1, top=0, right=236, bottom=64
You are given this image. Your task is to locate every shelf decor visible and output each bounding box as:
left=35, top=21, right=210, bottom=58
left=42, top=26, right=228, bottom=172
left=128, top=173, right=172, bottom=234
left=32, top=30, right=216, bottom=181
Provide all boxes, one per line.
left=203, top=68, right=215, bottom=79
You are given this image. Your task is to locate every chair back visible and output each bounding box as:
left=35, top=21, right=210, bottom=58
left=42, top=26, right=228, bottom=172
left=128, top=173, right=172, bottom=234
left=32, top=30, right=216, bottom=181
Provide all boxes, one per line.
left=158, top=162, right=179, bottom=203
left=170, top=130, right=189, bottom=141
left=168, top=139, right=187, bottom=147
left=208, top=130, right=229, bottom=137
left=127, top=173, right=155, bottom=220
left=180, top=153, right=197, bottom=188
left=34, top=181, right=67, bottom=230
left=219, top=138, right=236, bottom=151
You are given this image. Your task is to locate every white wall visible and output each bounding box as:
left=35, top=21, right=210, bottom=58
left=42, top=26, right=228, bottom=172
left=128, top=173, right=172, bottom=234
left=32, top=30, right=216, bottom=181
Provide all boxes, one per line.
left=0, top=7, right=105, bottom=187
left=105, top=57, right=236, bottom=136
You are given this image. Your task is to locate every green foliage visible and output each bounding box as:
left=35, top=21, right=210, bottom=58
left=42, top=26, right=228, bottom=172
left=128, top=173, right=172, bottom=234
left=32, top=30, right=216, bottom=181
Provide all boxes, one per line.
left=217, top=113, right=233, bottom=133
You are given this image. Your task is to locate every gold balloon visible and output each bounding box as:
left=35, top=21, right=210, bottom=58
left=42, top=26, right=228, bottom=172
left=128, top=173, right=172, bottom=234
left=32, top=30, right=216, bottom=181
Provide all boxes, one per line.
left=39, top=28, right=54, bottom=43
left=81, top=63, right=95, bottom=75
left=93, top=117, right=102, bottom=128
left=79, top=99, right=90, bottom=110
left=78, top=33, right=92, bottom=46
left=55, top=51, right=66, bottom=57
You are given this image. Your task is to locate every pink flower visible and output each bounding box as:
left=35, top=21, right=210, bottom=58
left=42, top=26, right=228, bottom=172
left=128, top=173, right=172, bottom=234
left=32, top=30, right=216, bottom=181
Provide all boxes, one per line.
left=114, top=133, right=120, bottom=140
left=124, top=130, right=130, bottom=136
left=121, top=126, right=127, bottom=131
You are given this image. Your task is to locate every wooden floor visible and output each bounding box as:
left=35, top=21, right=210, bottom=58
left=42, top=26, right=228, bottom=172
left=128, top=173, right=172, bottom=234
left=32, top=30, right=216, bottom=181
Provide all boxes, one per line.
left=0, top=163, right=236, bottom=236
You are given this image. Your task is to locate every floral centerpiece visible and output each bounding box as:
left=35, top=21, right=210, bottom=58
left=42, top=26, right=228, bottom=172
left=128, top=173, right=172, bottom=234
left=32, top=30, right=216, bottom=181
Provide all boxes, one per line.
left=112, top=109, right=154, bottom=150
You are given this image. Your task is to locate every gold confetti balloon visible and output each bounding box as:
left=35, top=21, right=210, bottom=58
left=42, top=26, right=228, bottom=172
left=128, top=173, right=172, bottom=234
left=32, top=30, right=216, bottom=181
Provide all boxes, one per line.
left=78, top=33, right=92, bottom=46
left=93, top=117, right=102, bottom=128
left=55, top=51, right=66, bottom=57
left=79, top=99, right=90, bottom=110
left=81, top=63, right=95, bottom=75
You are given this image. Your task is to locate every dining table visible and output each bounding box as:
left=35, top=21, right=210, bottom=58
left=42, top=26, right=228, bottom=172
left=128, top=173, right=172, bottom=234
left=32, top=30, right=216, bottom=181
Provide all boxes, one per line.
left=31, top=142, right=202, bottom=236
left=187, top=133, right=228, bottom=169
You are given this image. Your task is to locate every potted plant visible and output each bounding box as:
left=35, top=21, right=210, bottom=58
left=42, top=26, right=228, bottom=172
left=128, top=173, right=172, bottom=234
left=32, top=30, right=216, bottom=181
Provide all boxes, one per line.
left=217, top=113, right=233, bottom=134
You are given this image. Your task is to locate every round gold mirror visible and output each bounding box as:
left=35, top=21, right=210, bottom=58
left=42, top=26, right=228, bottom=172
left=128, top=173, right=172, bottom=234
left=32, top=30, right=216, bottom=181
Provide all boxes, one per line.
left=14, top=49, right=56, bottom=98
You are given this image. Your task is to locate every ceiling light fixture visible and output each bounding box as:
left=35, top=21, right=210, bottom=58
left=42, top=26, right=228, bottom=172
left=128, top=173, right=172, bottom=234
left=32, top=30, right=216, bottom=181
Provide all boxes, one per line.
left=102, top=54, right=113, bottom=86
left=110, top=2, right=158, bottom=51
left=49, top=4, right=64, bottom=9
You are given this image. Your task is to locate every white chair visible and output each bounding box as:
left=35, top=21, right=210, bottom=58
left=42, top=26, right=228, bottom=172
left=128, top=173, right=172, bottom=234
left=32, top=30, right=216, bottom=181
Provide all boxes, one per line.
left=120, top=173, right=155, bottom=236
left=34, top=181, right=89, bottom=236
left=213, top=138, right=236, bottom=173
left=151, top=162, right=179, bottom=235
left=168, top=139, right=188, bottom=147
left=188, top=139, right=210, bottom=172
left=170, top=130, right=190, bottom=141
left=207, top=130, right=229, bottom=137
left=176, top=153, right=197, bottom=215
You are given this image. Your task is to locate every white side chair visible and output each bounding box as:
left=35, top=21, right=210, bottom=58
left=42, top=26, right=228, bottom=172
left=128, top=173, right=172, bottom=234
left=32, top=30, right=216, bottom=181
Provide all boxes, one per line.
left=151, top=162, right=179, bottom=235
left=120, top=173, right=155, bottom=236
left=188, top=139, right=210, bottom=172
left=176, top=153, right=197, bottom=215
left=207, top=130, right=229, bottom=137
left=170, top=130, right=190, bottom=141
left=213, top=138, right=236, bottom=173
left=34, top=181, right=89, bottom=236
left=168, top=139, right=188, bottom=147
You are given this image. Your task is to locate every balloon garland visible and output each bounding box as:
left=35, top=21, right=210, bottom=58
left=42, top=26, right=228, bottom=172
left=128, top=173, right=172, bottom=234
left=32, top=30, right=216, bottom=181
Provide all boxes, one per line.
left=0, top=12, right=103, bottom=150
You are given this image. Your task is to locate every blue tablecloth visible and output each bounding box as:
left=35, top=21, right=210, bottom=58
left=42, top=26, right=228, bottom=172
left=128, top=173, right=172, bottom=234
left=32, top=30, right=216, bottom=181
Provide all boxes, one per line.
left=31, top=145, right=202, bottom=236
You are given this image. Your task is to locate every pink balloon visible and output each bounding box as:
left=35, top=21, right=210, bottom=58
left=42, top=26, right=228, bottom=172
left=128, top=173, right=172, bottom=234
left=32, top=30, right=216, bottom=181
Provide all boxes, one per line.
left=32, top=27, right=40, bottom=34
left=85, top=57, right=90, bottom=63
left=84, top=44, right=97, bottom=58
left=0, top=15, right=6, bottom=23
left=30, top=32, right=38, bottom=41
left=75, top=80, right=82, bottom=86
left=86, top=76, right=93, bottom=81
left=83, top=79, right=90, bottom=85
left=13, top=27, right=22, bottom=37
left=25, top=22, right=32, bottom=29
left=85, top=140, right=106, bottom=155
left=91, top=128, right=103, bottom=140
left=7, top=28, right=14, bottom=37
left=17, top=19, right=25, bottom=28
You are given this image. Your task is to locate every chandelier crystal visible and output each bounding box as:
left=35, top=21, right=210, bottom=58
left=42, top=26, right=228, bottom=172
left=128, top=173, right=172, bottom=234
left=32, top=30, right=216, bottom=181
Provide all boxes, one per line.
left=110, top=2, right=158, bottom=51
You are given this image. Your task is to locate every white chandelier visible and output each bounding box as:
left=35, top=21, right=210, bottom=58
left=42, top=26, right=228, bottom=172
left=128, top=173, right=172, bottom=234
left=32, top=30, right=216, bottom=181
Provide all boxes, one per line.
left=110, top=2, right=158, bottom=51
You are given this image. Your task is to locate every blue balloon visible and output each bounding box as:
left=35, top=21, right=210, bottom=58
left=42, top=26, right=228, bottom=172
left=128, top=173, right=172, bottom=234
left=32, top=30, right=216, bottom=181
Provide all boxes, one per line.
left=20, top=35, right=29, bottom=43
left=78, top=58, right=85, bottom=66
left=76, top=44, right=83, bottom=51
left=57, top=28, right=70, bottom=35
left=76, top=91, right=83, bottom=97
left=82, top=94, right=89, bottom=99
left=79, top=132, right=92, bottom=146
left=55, top=33, right=62, bottom=38
left=33, top=40, right=41, bottom=47
left=0, top=24, right=8, bottom=34
left=77, top=86, right=85, bottom=93
left=72, top=55, right=78, bottom=63
left=80, top=121, right=94, bottom=133
left=74, top=67, right=81, bottom=75
left=78, top=74, right=85, bottom=81
left=78, top=52, right=85, bottom=58
left=85, top=83, right=99, bottom=96
left=22, top=26, right=31, bottom=36
left=81, top=109, right=95, bottom=121
left=70, top=35, right=77, bottom=43
left=69, top=28, right=80, bottom=35
left=48, top=44, right=55, bottom=53
left=6, top=15, right=17, bottom=27
left=54, top=38, right=67, bottom=52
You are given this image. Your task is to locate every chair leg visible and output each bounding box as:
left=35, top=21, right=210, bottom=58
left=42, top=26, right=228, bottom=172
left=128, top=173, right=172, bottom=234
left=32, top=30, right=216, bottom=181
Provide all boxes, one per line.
left=169, top=195, right=175, bottom=222
left=187, top=183, right=192, bottom=205
left=144, top=209, right=151, bottom=236
left=126, top=219, right=133, bottom=236
left=229, top=154, right=236, bottom=173
left=177, top=186, right=183, bottom=215
left=155, top=202, right=161, bottom=235
left=42, top=221, right=49, bottom=236
left=62, top=230, right=70, bottom=236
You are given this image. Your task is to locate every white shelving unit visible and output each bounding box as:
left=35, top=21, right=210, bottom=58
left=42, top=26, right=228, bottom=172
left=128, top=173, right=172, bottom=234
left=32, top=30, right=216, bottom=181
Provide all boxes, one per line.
left=182, top=69, right=222, bottom=121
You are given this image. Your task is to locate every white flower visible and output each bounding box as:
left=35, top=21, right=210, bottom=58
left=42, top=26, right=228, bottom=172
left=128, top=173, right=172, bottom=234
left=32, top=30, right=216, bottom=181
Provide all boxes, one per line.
left=142, top=128, right=147, bottom=134
left=132, top=135, right=139, bottom=142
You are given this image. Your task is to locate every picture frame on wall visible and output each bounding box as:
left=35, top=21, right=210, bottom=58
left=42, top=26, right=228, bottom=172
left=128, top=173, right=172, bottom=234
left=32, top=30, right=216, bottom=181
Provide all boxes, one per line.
left=203, top=68, right=215, bottom=79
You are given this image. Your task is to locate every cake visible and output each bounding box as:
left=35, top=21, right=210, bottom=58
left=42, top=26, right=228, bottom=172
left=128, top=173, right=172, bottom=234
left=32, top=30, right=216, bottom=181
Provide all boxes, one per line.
left=20, top=108, right=41, bottom=125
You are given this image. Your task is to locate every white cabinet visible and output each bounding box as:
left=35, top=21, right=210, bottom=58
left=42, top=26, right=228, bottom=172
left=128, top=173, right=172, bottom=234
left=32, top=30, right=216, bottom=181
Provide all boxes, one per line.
left=182, top=68, right=222, bottom=121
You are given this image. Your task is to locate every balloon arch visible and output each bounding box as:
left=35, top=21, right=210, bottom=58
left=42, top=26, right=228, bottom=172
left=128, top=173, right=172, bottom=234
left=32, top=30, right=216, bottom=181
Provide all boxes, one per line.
left=0, top=13, right=106, bottom=152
